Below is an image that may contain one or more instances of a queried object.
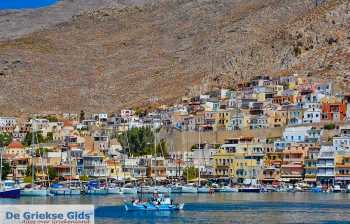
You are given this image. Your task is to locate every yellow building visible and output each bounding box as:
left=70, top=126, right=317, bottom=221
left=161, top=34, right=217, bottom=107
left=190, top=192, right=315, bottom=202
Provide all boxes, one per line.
left=335, top=152, right=350, bottom=185
left=213, top=149, right=236, bottom=177
left=106, top=159, right=123, bottom=178
left=230, top=156, right=259, bottom=183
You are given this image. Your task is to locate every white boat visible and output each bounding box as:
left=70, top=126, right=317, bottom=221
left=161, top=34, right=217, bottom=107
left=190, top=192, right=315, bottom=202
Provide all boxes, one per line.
left=21, top=186, right=50, bottom=196
left=333, top=185, right=342, bottom=193
left=181, top=184, right=198, bottom=193
left=154, top=186, right=171, bottom=194
left=138, top=186, right=155, bottom=194
left=50, top=183, right=81, bottom=196
left=197, top=186, right=211, bottom=193
left=170, top=184, right=182, bottom=193
left=219, top=186, right=238, bottom=192
left=108, top=186, right=123, bottom=194
left=121, top=184, right=138, bottom=194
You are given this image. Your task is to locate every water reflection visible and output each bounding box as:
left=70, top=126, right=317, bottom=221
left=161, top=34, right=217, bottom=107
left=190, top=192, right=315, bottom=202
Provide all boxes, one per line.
left=1, top=193, right=350, bottom=223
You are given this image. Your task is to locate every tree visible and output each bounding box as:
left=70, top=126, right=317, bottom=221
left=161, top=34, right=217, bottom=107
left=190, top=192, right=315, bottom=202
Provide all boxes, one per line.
left=22, top=131, right=45, bottom=147
left=183, top=166, right=199, bottom=181
left=46, top=132, right=53, bottom=142
left=0, top=132, right=12, bottom=147
left=80, top=110, right=85, bottom=122
left=25, top=165, right=35, bottom=178
left=48, top=166, right=58, bottom=180
left=156, top=139, right=169, bottom=157
left=45, top=115, right=58, bottom=122
left=1, top=160, right=11, bottom=180
left=324, top=123, right=336, bottom=130
left=80, top=175, right=89, bottom=182
left=35, top=148, right=49, bottom=157
left=118, top=127, right=154, bottom=156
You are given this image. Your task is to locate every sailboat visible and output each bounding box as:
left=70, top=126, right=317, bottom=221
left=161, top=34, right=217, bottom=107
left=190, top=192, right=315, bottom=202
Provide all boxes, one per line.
left=21, top=120, right=50, bottom=196
left=181, top=131, right=197, bottom=193
left=196, top=127, right=210, bottom=193
left=152, top=128, right=171, bottom=194
left=50, top=146, right=81, bottom=195
left=0, top=148, right=20, bottom=198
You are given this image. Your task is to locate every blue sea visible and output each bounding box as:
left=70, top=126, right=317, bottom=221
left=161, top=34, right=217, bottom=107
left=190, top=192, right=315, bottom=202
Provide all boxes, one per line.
left=1, top=193, right=350, bottom=223
left=0, top=0, right=58, bottom=10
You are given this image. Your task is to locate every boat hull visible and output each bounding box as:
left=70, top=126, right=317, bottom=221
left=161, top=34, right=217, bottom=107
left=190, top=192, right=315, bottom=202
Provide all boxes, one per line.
left=21, top=189, right=49, bottom=196
left=125, top=202, right=184, bottom=211
left=238, top=188, right=261, bottom=193
left=0, top=188, right=20, bottom=198
left=108, top=187, right=123, bottom=194
left=121, top=187, right=138, bottom=194
left=86, top=188, right=108, bottom=195
left=197, top=187, right=210, bottom=193
left=51, top=188, right=81, bottom=195
left=181, top=186, right=197, bottom=193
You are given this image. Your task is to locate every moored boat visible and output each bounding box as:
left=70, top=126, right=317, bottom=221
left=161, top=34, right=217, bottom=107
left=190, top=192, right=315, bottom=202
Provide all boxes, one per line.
left=239, top=185, right=261, bottom=193
left=85, top=180, right=108, bottom=195
left=197, top=186, right=211, bottom=193
left=124, top=194, right=184, bottom=211
left=181, top=184, right=198, bottom=193
left=121, top=184, right=138, bottom=194
left=170, top=184, right=182, bottom=193
left=218, top=185, right=238, bottom=193
left=154, top=185, right=171, bottom=194
left=0, top=180, right=20, bottom=198
left=21, top=185, right=50, bottom=196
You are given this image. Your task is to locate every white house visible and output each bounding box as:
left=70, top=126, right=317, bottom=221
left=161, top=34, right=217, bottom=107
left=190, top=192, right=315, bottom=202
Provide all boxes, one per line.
left=0, top=117, right=16, bottom=128
left=303, top=108, right=321, bottom=124
left=283, top=126, right=312, bottom=143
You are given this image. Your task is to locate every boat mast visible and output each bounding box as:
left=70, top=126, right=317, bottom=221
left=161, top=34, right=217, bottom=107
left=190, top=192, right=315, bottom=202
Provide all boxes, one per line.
left=198, top=125, right=201, bottom=187
left=0, top=145, right=3, bottom=184
left=31, top=119, right=36, bottom=187
left=153, top=125, right=157, bottom=187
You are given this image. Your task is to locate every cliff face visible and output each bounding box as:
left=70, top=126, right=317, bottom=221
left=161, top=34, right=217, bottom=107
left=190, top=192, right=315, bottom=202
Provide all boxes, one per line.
left=0, top=0, right=349, bottom=115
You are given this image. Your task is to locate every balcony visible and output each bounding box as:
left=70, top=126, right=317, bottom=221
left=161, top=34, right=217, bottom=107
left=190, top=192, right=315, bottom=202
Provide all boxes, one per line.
left=316, top=163, right=334, bottom=168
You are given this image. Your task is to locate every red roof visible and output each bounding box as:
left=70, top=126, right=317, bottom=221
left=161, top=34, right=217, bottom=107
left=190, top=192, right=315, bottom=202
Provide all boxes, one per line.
left=8, top=140, right=24, bottom=149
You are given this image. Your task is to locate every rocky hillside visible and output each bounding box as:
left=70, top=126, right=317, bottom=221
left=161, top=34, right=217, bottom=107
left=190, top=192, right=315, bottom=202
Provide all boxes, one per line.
left=0, top=0, right=349, bottom=115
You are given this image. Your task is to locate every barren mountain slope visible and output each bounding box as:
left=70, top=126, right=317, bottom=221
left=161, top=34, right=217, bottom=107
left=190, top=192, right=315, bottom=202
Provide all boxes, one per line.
left=0, top=0, right=349, bottom=115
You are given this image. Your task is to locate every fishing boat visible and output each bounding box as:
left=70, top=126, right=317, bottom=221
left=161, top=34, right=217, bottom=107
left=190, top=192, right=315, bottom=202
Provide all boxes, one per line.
left=0, top=180, right=20, bottom=198
left=107, top=182, right=122, bottom=194
left=124, top=194, right=184, bottom=211
left=85, top=180, right=108, bottom=195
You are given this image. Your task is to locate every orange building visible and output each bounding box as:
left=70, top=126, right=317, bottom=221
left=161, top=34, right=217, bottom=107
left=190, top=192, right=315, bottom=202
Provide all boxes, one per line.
left=321, top=97, right=347, bottom=121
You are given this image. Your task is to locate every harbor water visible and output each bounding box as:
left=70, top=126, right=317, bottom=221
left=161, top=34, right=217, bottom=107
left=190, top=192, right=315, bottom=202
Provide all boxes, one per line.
left=1, top=193, right=350, bottom=223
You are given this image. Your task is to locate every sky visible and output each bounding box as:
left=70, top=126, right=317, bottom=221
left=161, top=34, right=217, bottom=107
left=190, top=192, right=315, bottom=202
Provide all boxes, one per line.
left=0, top=0, right=58, bottom=10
